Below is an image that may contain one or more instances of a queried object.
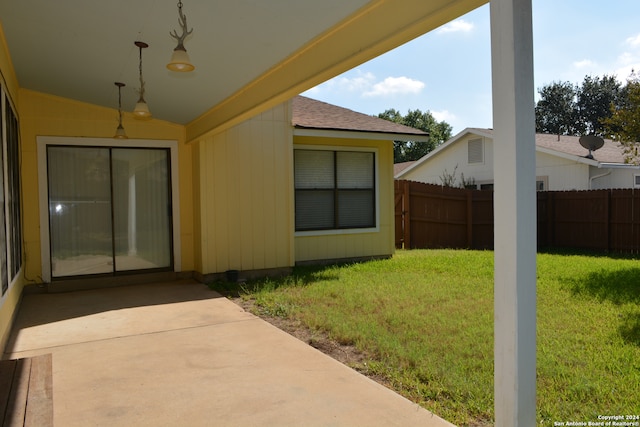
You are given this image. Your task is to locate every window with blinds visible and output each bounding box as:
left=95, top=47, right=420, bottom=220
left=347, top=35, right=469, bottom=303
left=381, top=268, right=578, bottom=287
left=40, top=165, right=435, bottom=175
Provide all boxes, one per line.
left=294, top=149, right=375, bottom=231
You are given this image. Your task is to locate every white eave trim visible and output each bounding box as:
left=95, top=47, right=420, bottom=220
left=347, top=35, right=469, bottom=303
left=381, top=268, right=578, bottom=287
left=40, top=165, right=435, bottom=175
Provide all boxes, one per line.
left=598, top=162, right=640, bottom=169
left=535, top=146, right=600, bottom=166
left=395, top=127, right=492, bottom=178
left=293, top=127, right=429, bottom=142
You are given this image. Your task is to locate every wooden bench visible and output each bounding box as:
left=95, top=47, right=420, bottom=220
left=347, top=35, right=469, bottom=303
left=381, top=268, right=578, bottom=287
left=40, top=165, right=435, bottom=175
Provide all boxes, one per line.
left=0, top=354, right=53, bottom=427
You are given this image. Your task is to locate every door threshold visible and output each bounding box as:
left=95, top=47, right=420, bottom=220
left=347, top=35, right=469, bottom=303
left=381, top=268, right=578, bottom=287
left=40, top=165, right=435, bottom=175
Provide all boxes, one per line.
left=46, top=271, right=179, bottom=293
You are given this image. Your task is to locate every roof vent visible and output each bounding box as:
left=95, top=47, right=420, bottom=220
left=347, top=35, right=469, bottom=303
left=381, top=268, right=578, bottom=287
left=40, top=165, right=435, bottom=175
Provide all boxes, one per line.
left=468, top=138, right=483, bottom=164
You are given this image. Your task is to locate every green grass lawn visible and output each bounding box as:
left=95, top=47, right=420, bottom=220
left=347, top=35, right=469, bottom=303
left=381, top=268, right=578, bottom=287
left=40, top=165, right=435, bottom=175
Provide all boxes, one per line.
left=214, top=249, right=640, bottom=426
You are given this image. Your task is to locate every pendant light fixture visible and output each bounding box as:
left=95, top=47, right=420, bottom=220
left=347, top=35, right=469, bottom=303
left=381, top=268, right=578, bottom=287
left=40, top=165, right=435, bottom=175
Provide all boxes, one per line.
left=167, top=0, right=195, bottom=72
left=133, top=41, right=152, bottom=120
left=114, top=82, right=128, bottom=139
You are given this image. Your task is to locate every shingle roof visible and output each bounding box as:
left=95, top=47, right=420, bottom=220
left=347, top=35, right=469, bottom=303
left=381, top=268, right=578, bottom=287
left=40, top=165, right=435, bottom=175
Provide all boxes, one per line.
left=478, top=129, right=627, bottom=164
left=393, top=161, right=416, bottom=175
left=535, top=133, right=626, bottom=163
left=292, top=96, right=428, bottom=137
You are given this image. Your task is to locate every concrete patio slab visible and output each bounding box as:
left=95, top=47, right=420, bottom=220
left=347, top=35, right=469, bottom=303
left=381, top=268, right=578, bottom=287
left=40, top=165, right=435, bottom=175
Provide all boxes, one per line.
left=3, top=280, right=455, bottom=427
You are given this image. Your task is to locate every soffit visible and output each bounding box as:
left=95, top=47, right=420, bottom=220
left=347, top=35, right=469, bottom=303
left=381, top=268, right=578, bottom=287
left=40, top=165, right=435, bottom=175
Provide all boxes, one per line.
left=0, top=0, right=486, bottom=139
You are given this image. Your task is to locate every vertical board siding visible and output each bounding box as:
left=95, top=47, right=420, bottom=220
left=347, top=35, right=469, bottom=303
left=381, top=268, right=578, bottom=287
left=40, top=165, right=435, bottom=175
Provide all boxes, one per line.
left=238, top=123, right=254, bottom=270
left=273, top=122, right=293, bottom=268
left=196, top=102, right=293, bottom=274
left=610, top=189, right=640, bottom=252
left=549, top=190, right=609, bottom=251
left=471, top=190, right=494, bottom=249
left=192, top=142, right=203, bottom=272
left=394, top=182, right=404, bottom=248
left=396, top=180, right=640, bottom=253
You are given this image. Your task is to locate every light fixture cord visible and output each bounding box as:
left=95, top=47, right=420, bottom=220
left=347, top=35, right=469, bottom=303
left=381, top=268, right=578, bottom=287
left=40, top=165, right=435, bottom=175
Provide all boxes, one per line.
left=170, top=0, right=192, bottom=52
left=138, top=45, right=145, bottom=101
left=118, top=86, right=123, bottom=125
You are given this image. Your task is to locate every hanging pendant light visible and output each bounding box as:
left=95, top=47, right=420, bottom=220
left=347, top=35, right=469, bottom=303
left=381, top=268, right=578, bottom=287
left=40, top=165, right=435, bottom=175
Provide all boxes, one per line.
left=133, top=41, right=152, bottom=120
left=167, top=0, right=195, bottom=72
left=114, top=82, right=128, bottom=139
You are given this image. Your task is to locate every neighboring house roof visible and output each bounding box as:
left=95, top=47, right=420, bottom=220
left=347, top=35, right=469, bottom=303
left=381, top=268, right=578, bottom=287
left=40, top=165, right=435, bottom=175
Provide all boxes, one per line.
left=396, top=127, right=636, bottom=178
left=394, top=161, right=416, bottom=175
left=534, top=132, right=626, bottom=164
left=292, top=96, right=428, bottom=139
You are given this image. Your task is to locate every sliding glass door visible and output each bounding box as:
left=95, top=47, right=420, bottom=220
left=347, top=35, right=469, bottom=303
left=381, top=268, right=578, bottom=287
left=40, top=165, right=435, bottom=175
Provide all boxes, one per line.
left=47, top=146, right=172, bottom=278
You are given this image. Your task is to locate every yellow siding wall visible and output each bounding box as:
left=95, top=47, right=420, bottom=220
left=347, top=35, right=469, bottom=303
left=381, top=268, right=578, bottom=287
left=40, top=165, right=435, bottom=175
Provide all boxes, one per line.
left=293, top=135, right=395, bottom=263
left=18, top=89, right=194, bottom=280
left=193, top=102, right=294, bottom=274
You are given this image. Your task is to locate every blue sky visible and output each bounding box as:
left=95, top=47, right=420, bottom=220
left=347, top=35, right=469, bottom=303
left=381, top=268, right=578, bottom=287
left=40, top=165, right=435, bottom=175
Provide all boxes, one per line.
left=303, top=1, right=640, bottom=135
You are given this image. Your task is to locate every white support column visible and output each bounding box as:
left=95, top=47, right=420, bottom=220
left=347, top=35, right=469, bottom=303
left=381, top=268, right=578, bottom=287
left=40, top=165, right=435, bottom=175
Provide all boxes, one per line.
left=490, top=0, right=537, bottom=426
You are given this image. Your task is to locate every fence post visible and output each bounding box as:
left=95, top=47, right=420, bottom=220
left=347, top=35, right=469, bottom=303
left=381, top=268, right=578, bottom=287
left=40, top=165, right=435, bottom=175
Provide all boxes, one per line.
left=467, top=190, right=473, bottom=248
left=403, top=180, right=411, bottom=249
left=605, top=190, right=611, bottom=252
left=547, top=192, right=554, bottom=247
left=635, top=189, right=638, bottom=254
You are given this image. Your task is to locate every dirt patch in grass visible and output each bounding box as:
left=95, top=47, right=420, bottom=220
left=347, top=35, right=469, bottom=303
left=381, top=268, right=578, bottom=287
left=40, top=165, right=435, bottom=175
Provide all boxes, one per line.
left=234, top=297, right=493, bottom=426
left=233, top=297, right=390, bottom=386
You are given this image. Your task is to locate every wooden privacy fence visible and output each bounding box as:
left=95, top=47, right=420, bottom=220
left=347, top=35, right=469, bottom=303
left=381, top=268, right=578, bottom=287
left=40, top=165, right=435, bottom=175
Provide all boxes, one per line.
left=394, top=180, right=493, bottom=250
left=395, top=180, right=640, bottom=254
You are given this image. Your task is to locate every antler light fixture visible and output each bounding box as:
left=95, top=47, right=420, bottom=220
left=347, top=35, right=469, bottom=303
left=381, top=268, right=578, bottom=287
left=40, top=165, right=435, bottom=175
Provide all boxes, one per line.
left=133, top=41, right=152, bottom=120
left=167, top=0, right=195, bottom=72
left=114, top=82, right=128, bottom=139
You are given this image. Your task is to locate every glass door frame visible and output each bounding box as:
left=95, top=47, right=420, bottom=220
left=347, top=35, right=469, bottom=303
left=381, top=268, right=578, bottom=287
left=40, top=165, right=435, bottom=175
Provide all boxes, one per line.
left=37, top=137, right=182, bottom=282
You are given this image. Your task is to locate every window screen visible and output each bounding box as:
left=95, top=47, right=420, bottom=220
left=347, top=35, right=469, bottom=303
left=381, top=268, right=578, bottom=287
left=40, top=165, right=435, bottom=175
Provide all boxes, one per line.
left=295, top=149, right=375, bottom=231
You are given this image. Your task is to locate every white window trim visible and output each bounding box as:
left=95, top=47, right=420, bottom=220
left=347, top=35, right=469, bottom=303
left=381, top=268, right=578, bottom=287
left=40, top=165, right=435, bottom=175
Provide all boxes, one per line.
left=293, top=144, right=380, bottom=237
left=476, top=180, right=494, bottom=190
left=536, top=176, right=549, bottom=191
left=36, top=136, right=181, bottom=282
left=634, top=174, right=640, bottom=189
left=0, top=86, right=23, bottom=300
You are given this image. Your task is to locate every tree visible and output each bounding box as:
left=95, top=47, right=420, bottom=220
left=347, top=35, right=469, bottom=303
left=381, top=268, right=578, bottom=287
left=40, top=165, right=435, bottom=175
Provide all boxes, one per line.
left=378, top=108, right=453, bottom=163
left=535, top=81, right=580, bottom=136
left=577, top=75, right=622, bottom=136
left=535, top=75, right=624, bottom=138
left=602, top=72, right=640, bottom=163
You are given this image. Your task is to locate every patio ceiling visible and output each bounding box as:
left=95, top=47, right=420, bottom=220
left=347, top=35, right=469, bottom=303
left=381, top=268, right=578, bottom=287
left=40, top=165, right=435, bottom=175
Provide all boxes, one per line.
left=0, top=0, right=485, bottom=140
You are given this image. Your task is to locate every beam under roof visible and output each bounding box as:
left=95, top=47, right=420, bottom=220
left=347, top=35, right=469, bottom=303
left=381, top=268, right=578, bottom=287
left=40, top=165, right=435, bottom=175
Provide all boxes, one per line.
left=185, top=0, right=487, bottom=142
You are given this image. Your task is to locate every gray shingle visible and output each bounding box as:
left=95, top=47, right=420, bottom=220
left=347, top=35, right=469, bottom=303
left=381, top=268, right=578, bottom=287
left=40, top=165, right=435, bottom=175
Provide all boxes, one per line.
left=292, top=96, right=428, bottom=136
left=475, top=129, right=628, bottom=163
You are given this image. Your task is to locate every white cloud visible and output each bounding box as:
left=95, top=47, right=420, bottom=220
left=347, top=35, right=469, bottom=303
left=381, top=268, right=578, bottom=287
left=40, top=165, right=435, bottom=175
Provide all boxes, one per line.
left=363, top=76, right=425, bottom=97
left=437, top=19, right=475, bottom=34
left=303, top=71, right=425, bottom=100
left=615, top=51, right=640, bottom=80
left=614, top=34, right=640, bottom=79
left=331, top=72, right=377, bottom=92
left=306, top=70, right=376, bottom=95
left=626, top=34, right=640, bottom=47
left=615, top=64, right=640, bottom=81
left=431, top=110, right=457, bottom=123
left=573, top=59, right=594, bottom=69
left=618, top=52, right=636, bottom=65
left=303, top=86, right=321, bottom=95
